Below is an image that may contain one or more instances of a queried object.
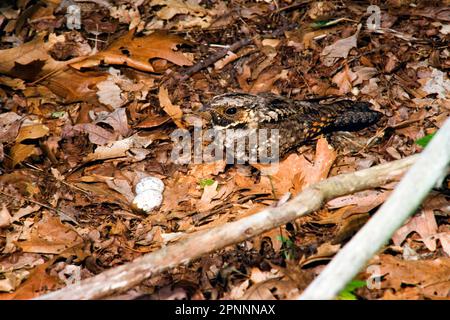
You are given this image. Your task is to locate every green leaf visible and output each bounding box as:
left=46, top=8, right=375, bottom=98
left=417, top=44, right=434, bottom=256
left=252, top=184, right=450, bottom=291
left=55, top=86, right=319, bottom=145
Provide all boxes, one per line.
left=310, top=20, right=330, bottom=28
left=415, top=133, right=435, bottom=147
left=199, top=178, right=215, bottom=188
left=276, top=235, right=293, bottom=246
left=337, top=280, right=366, bottom=300
left=310, top=17, right=347, bottom=29
left=51, top=111, right=66, bottom=118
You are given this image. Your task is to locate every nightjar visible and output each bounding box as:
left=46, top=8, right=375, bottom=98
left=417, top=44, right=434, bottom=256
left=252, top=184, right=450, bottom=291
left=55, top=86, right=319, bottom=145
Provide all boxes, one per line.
left=202, top=92, right=381, bottom=162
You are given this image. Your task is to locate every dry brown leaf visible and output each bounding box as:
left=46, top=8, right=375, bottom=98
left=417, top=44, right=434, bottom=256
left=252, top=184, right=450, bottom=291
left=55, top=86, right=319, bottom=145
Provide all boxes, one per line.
left=300, top=137, right=337, bottom=188
left=15, top=124, right=49, bottom=143
left=253, top=227, right=286, bottom=252
left=376, top=254, right=450, bottom=298
left=434, top=232, right=450, bottom=256
left=73, top=123, right=116, bottom=146
left=332, top=65, right=357, bottom=95
left=0, top=253, right=44, bottom=274
left=10, top=144, right=40, bottom=167
left=353, top=66, right=378, bottom=85
left=251, top=138, right=336, bottom=197
left=0, top=76, right=26, bottom=90
left=150, top=0, right=207, bottom=20
left=237, top=61, right=252, bottom=91
left=392, top=209, right=438, bottom=250
left=135, top=114, right=171, bottom=128
left=321, top=24, right=361, bottom=67
left=71, top=31, right=193, bottom=72
left=96, top=108, right=130, bottom=138
left=300, top=242, right=341, bottom=267
left=214, top=51, right=238, bottom=70
left=228, top=279, right=250, bottom=299
left=158, top=86, right=184, bottom=128
left=17, top=213, right=83, bottom=254
left=73, top=182, right=129, bottom=207
left=96, top=78, right=125, bottom=109
left=0, top=204, right=12, bottom=228
left=44, top=68, right=108, bottom=104
left=0, top=35, right=72, bottom=81
left=249, top=68, right=288, bottom=94
left=84, top=134, right=152, bottom=162
left=0, top=112, right=22, bottom=142
left=105, top=178, right=135, bottom=203
left=0, top=260, right=61, bottom=300
left=197, top=181, right=219, bottom=212
left=12, top=205, right=41, bottom=221
left=242, top=278, right=299, bottom=300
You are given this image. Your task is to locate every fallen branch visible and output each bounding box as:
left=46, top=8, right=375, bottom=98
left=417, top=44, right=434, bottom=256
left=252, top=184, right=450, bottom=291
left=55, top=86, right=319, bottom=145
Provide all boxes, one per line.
left=36, top=154, right=419, bottom=300
left=299, top=117, right=450, bottom=300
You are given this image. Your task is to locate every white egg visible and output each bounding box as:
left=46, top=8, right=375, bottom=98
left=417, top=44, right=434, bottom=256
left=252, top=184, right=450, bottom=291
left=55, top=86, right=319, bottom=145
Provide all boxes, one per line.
left=135, top=176, right=165, bottom=194
left=132, top=190, right=163, bottom=213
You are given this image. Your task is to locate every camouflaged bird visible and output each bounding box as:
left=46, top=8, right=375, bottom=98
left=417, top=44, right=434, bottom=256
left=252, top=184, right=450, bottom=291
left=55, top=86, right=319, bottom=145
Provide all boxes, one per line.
left=202, top=92, right=381, bottom=161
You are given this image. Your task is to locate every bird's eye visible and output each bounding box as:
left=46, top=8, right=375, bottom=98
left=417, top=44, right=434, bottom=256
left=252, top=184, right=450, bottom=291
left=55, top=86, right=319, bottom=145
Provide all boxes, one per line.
left=225, top=107, right=237, bottom=115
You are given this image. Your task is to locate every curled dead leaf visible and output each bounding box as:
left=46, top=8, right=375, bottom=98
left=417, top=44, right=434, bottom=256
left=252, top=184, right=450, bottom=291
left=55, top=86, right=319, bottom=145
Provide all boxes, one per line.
left=158, top=86, right=184, bottom=128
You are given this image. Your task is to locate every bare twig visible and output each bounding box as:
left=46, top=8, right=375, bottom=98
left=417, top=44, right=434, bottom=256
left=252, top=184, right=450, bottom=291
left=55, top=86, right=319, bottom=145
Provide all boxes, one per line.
left=36, top=154, right=419, bottom=300
left=0, top=190, right=78, bottom=225
left=176, top=23, right=298, bottom=82
left=178, top=38, right=254, bottom=82
left=300, top=117, right=450, bottom=300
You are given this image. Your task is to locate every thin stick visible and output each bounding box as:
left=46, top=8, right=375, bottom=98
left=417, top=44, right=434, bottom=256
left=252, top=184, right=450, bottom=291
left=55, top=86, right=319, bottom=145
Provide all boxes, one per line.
left=177, top=23, right=298, bottom=81
left=0, top=190, right=78, bottom=225
left=36, top=154, right=418, bottom=300
left=299, top=117, right=450, bottom=300
left=177, top=38, right=254, bottom=81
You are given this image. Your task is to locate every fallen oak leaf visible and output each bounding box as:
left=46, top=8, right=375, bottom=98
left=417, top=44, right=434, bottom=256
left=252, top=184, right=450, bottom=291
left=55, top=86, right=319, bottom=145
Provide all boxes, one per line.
left=0, top=34, right=72, bottom=81
left=96, top=77, right=125, bottom=109
left=250, top=137, right=336, bottom=197
left=392, top=209, right=438, bottom=251
left=71, top=30, right=193, bottom=72
left=375, top=254, right=450, bottom=298
left=17, top=212, right=83, bottom=255
left=44, top=68, right=108, bottom=104
left=0, top=260, right=61, bottom=300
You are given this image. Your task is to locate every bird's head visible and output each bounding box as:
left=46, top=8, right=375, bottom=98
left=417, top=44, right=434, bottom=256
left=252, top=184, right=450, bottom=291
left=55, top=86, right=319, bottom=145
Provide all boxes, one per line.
left=201, top=93, right=264, bottom=129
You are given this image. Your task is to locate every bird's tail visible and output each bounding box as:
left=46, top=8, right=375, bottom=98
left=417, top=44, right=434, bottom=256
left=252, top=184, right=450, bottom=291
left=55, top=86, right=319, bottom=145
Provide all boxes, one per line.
left=324, top=100, right=382, bottom=132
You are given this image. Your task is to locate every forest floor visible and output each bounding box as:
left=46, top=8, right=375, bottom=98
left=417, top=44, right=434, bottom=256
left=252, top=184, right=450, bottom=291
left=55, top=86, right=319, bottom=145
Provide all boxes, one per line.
left=0, top=0, right=449, bottom=300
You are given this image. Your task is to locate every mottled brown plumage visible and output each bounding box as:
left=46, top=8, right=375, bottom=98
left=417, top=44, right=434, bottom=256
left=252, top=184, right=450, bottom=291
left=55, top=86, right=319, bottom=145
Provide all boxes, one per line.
left=203, top=92, right=381, bottom=160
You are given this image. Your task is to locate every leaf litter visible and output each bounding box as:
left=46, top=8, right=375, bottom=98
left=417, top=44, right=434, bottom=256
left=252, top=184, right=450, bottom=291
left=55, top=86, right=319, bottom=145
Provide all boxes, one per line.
left=0, top=0, right=449, bottom=300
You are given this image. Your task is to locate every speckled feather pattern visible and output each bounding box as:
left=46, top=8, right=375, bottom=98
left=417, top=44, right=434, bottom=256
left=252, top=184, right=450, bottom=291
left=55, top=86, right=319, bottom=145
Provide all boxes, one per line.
left=204, top=92, right=381, bottom=157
